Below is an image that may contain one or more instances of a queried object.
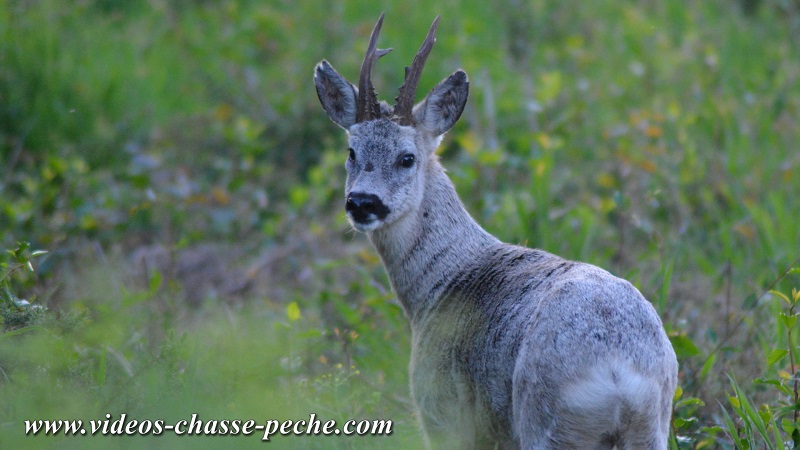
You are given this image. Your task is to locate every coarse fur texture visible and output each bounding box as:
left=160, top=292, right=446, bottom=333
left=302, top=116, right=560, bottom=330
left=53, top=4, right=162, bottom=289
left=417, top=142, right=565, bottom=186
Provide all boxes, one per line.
left=314, top=14, right=678, bottom=450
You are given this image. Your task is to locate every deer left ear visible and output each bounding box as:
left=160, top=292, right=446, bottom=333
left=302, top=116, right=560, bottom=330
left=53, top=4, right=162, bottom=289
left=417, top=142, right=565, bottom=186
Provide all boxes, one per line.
left=315, top=60, right=358, bottom=129
left=412, top=70, right=468, bottom=137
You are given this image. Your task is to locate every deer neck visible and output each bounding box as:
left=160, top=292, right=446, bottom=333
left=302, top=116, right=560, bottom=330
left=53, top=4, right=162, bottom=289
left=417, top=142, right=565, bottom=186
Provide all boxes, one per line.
left=368, top=159, right=499, bottom=324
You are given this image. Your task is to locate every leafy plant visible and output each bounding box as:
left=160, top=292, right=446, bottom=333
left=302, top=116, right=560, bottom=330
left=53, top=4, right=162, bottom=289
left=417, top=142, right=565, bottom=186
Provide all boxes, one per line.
left=723, top=376, right=788, bottom=449
left=0, top=242, right=48, bottom=332
left=721, top=284, right=800, bottom=448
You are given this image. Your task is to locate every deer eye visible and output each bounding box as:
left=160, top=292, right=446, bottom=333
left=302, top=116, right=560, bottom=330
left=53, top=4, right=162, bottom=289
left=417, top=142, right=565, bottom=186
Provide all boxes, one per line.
left=348, top=148, right=356, bottom=162
left=400, top=154, right=415, bottom=168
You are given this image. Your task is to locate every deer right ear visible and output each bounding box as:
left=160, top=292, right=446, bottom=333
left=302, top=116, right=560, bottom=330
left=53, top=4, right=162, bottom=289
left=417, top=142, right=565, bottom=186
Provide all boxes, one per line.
left=315, top=60, right=358, bottom=129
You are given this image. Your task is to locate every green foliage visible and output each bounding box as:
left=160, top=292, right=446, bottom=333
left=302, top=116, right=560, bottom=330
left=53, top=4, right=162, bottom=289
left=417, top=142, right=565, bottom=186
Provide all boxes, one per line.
left=724, top=376, right=789, bottom=450
left=0, top=242, right=49, bottom=332
left=721, top=287, right=800, bottom=448
left=0, top=250, right=419, bottom=449
left=1, top=0, right=800, bottom=447
left=671, top=386, right=722, bottom=449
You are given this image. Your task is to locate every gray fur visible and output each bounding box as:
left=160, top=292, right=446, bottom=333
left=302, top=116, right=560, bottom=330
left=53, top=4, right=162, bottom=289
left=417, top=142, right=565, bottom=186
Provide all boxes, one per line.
left=315, top=60, right=359, bottom=128
left=314, top=18, right=677, bottom=450
left=412, top=70, right=469, bottom=135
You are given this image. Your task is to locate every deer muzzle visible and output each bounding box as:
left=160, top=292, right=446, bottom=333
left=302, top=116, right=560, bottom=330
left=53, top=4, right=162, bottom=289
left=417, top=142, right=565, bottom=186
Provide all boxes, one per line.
left=345, top=192, right=390, bottom=227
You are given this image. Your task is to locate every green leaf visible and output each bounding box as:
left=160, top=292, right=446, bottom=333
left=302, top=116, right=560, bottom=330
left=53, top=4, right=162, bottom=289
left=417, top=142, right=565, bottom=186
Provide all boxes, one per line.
left=780, top=313, right=797, bottom=329
left=286, top=301, right=301, bottom=322
left=0, top=284, right=11, bottom=303
left=722, top=406, right=746, bottom=450
left=675, top=397, right=705, bottom=409
left=537, top=71, right=563, bottom=104
left=770, top=414, right=785, bottom=450
left=148, top=271, right=163, bottom=293
left=728, top=393, right=741, bottom=410
left=13, top=242, right=30, bottom=262
left=673, top=386, right=683, bottom=402
left=767, top=348, right=789, bottom=366
left=1, top=284, right=20, bottom=304
left=674, top=417, right=698, bottom=428
left=668, top=431, right=679, bottom=450
left=289, top=186, right=310, bottom=208
left=730, top=378, right=773, bottom=450
left=753, top=377, right=792, bottom=395
left=781, top=418, right=796, bottom=435
left=771, top=290, right=791, bottom=305
left=700, top=352, right=716, bottom=380
left=669, top=334, right=701, bottom=358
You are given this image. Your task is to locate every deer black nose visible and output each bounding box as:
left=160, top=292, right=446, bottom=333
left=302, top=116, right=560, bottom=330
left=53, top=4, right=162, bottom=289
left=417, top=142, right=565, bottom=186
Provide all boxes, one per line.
left=346, top=193, right=390, bottom=222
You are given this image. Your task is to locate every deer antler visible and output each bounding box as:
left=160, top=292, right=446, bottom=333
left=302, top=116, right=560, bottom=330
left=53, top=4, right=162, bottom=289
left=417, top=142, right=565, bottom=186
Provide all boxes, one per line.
left=393, top=15, right=440, bottom=126
left=356, top=13, right=393, bottom=123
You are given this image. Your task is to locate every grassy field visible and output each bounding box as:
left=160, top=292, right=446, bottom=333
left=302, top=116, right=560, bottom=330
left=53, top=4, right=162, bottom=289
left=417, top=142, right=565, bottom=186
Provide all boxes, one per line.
left=2, top=0, right=800, bottom=448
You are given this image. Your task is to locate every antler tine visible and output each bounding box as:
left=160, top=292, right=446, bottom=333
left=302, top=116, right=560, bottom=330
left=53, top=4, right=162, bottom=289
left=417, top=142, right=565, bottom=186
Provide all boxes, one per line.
left=356, top=12, right=393, bottom=123
left=393, top=15, right=440, bottom=126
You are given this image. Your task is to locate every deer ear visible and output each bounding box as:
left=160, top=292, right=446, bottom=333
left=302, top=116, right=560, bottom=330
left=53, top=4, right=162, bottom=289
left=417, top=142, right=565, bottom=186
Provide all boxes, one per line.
left=315, top=60, right=358, bottom=129
left=412, top=70, right=468, bottom=136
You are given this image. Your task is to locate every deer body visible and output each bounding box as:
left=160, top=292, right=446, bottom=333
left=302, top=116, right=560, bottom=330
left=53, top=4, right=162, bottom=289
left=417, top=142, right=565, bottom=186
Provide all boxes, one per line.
left=314, top=14, right=678, bottom=450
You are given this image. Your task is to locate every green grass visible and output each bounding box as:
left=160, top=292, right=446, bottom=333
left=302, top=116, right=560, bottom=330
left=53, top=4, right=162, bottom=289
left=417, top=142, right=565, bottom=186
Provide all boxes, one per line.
left=2, top=0, right=800, bottom=448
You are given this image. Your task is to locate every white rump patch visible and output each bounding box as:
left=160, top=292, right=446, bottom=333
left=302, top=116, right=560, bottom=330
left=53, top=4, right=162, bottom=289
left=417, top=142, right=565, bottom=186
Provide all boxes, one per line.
left=561, top=362, right=660, bottom=433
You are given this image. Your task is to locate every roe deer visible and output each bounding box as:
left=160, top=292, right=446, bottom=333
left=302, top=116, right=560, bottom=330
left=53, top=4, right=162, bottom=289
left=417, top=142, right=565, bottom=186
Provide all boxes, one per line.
left=314, top=13, right=678, bottom=450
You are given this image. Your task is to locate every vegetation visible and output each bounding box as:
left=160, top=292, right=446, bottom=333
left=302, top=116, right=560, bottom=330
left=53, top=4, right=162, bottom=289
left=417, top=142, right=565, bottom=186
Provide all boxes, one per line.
left=1, top=0, right=799, bottom=448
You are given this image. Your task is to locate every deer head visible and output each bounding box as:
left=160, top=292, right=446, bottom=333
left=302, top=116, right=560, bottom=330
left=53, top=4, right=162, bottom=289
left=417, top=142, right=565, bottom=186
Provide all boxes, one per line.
left=314, top=13, right=469, bottom=232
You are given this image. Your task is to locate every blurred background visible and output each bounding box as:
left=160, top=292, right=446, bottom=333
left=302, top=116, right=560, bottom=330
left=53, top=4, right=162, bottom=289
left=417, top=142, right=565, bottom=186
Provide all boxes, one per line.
left=1, top=0, right=800, bottom=448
